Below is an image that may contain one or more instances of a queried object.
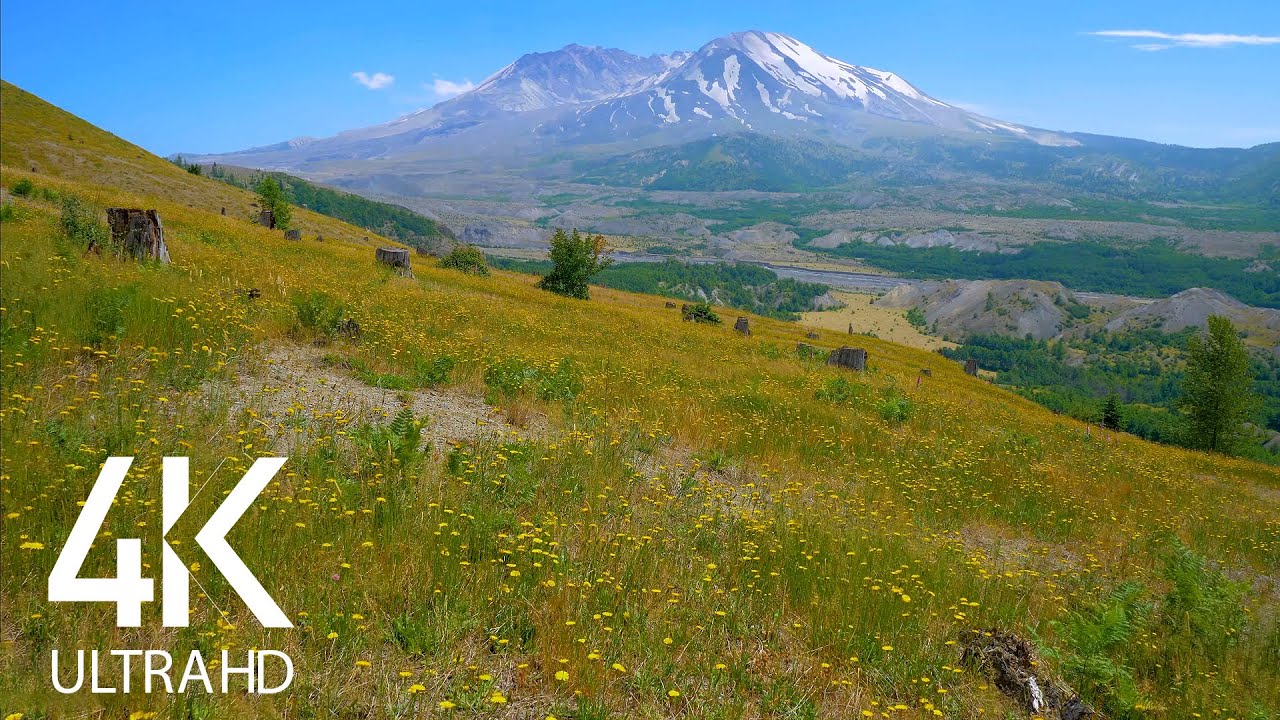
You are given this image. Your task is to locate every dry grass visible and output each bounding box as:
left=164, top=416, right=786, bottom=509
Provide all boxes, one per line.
left=801, top=292, right=957, bottom=352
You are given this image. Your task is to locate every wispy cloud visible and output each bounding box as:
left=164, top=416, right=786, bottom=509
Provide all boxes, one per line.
left=1088, top=29, right=1280, bottom=51
left=430, top=78, right=476, bottom=99
left=352, top=71, right=395, bottom=90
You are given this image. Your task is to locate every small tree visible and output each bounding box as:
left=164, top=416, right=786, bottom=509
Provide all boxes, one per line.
left=254, top=176, right=293, bottom=230
left=1101, top=393, right=1122, bottom=431
left=537, top=228, right=611, bottom=300
left=1180, top=315, right=1259, bottom=454
left=439, top=244, right=490, bottom=276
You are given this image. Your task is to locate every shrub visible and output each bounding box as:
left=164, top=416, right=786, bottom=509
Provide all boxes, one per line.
left=816, top=377, right=864, bottom=403
left=483, top=357, right=583, bottom=402
left=536, top=359, right=584, bottom=401
left=905, top=306, right=926, bottom=329
left=350, top=406, right=423, bottom=470
left=484, top=358, right=540, bottom=400
left=875, top=389, right=914, bottom=424
left=80, top=285, right=137, bottom=347
left=1159, top=542, right=1245, bottom=657
left=683, top=301, right=721, bottom=324
left=60, top=195, right=108, bottom=250
left=0, top=203, right=15, bottom=222
left=291, top=290, right=346, bottom=337
left=1046, top=582, right=1152, bottom=717
left=439, top=244, right=490, bottom=276
left=10, top=178, right=34, bottom=197
left=413, top=355, right=455, bottom=387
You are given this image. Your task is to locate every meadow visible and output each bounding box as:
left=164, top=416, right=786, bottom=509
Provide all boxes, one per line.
left=2, top=81, right=1279, bottom=719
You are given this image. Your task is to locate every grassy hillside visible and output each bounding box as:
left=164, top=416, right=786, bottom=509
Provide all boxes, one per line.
left=193, top=162, right=457, bottom=252
left=3, top=82, right=1279, bottom=719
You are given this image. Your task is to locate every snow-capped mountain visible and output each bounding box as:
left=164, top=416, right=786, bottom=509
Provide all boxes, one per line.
left=469, top=43, right=689, bottom=112
left=560, top=31, right=1073, bottom=144
left=195, top=30, right=1075, bottom=170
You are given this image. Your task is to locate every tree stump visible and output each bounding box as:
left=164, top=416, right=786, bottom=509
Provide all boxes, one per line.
left=827, top=346, right=867, bottom=371
left=796, top=341, right=819, bottom=355
left=337, top=318, right=362, bottom=339
left=920, top=368, right=932, bottom=377
left=258, top=209, right=275, bottom=229
left=964, top=359, right=979, bottom=376
left=680, top=303, right=692, bottom=321
left=961, top=628, right=1093, bottom=720
left=285, top=229, right=301, bottom=241
left=806, top=331, right=820, bottom=340
left=376, top=246, right=411, bottom=269
left=247, top=288, right=262, bottom=300
left=220, top=207, right=226, bottom=216
left=103, top=209, right=171, bottom=263
left=316, top=234, right=324, bottom=242
left=734, top=317, right=751, bottom=336
left=665, top=301, right=677, bottom=309
left=847, top=323, right=854, bottom=335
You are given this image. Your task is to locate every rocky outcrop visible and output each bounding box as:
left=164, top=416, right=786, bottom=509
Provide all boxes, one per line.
left=878, top=279, right=1079, bottom=341
left=1104, top=287, right=1280, bottom=335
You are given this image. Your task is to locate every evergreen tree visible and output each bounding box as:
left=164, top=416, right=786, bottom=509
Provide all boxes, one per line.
left=1180, top=315, right=1259, bottom=453
left=1101, top=393, right=1122, bottom=430
left=537, top=228, right=611, bottom=300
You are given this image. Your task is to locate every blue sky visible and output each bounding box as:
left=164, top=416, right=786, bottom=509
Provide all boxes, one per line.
left=2, top=0, right=1277, bottom=154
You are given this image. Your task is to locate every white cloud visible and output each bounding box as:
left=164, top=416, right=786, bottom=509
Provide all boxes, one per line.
left=352, top=71, right=395, bottom=90
left=431, top=78, right=476, bottom=99
left=1088, top=30, right=1280, bottom=51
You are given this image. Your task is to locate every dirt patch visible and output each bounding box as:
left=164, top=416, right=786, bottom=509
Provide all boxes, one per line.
left=958, top=523, right=1080, bottom=575
left=231, top=342, right=546, bottom=452
left=801, top=291, right=956, bottom=351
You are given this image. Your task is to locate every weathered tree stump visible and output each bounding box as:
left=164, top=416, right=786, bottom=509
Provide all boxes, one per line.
left=315, top=234, right=324, bottom=242
left=337, top=318, right=362, bottom=339
left=102, top=209, right=171, bottom=263
left=247, top=288, right=262, bottom=300
left=847, top=322, right=854, bottom=335
left=220, top=207, right=226, bottom=216
left=665, top=301, right=677, bottom=309
left=964, top=359, right=979, bottom=376
left=376, top=246, right=411, bottom=269
left=961, top=628, right=1093, bottom=720
left=920, top=368, right=932, bottom=377
left=680, top=303, right=692, bottom=321
left=806, top=331, right=820, bottom=340
left=734, top=317, right=751, bottom=336
left=257, top=209, right=275, bottom=229
left=285, top=229, right=301, bottom=241
left=827, top=346, right=867, bottom=371
left=796, top=343, right=824, bottom=360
